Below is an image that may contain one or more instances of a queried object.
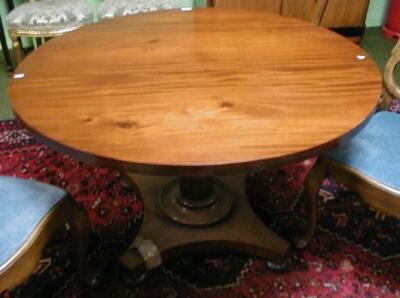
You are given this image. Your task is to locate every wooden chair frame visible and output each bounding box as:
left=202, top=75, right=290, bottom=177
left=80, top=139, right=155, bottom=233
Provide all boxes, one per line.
left=296, top=41, right=400, bottom=248
left=0, top=196, right=91, bottom=292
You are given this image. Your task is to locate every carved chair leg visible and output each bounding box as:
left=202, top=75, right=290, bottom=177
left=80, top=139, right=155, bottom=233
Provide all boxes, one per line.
left=69, top=202, right=91, bottom=285
left=294, top=157, right=327, bottom=249
left=10, top=34, right=23, bottom=66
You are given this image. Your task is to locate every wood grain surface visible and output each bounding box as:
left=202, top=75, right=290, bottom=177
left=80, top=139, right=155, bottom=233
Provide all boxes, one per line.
left=10, top=9, right=382, bottom=175
left=282, top=0, right=327, bottom=24
left=119, top=172, right=291, bottom=274
left=211, top=0, right=282, bottom=13
left=320, top=0, right=370, bottom=28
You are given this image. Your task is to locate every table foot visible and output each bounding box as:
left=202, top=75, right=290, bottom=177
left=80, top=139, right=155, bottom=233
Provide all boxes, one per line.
left=119, top=173, right=291, bottom=279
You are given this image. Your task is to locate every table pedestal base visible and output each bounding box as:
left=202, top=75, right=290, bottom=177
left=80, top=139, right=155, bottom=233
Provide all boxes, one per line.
left=159, top=177, right=234, bottom=226
left=120, top=173, right=291, bottom=280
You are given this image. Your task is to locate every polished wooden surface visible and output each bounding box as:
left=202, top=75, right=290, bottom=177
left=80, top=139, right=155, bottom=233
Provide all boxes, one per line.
left=209, top=0, right=370, bottom=41
left=10, top=9, right=382, bottom=175
left=120, top=172, right=291, bottom=275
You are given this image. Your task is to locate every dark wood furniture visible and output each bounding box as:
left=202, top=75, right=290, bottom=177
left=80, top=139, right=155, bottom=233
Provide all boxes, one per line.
left=9, top=9, right=381, bottom=277
left=208, top=0, right=371, bottom=42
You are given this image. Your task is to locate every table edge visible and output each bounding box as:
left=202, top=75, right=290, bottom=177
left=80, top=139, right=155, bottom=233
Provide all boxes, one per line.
left=15, top=105, right=378, bottom=176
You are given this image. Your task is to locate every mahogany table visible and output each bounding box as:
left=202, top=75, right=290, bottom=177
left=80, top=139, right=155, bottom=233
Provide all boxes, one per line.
left=9, top=8, right=382, bottom=277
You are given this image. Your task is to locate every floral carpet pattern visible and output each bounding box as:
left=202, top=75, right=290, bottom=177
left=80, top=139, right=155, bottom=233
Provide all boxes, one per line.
left=0, top=119, right=399, bottom=297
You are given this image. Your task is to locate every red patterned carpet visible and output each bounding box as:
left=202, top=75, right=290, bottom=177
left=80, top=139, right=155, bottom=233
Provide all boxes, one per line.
left=0, top=119, right=399, bottom=298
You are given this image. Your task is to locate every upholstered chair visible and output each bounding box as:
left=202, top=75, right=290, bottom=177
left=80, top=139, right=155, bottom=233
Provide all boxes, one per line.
left=0, top=176, right=91, bottom=292
left=7, top=0, right=93, bottom=64
left=98, top=0, right=180, bottom=20
left=296, top=42, right=400, bottom=248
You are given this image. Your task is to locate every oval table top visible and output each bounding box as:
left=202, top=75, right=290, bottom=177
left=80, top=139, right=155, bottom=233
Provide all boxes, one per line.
left=10, top=8, right=382, bottom=176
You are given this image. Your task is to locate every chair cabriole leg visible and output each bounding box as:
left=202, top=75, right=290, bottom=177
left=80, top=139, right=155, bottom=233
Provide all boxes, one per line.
left=294, top=157, right=327, bottom=248
left=68, top=202, right=91, bottom=285
left=9, top=34, right=23, bottom=65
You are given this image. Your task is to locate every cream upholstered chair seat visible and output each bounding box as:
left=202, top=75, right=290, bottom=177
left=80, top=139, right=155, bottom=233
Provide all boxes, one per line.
left=7, top=0, right=92, bottom=34
left=98, top=0, right=178, bottom=20
left=7, top=0, right=93, bottom=65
